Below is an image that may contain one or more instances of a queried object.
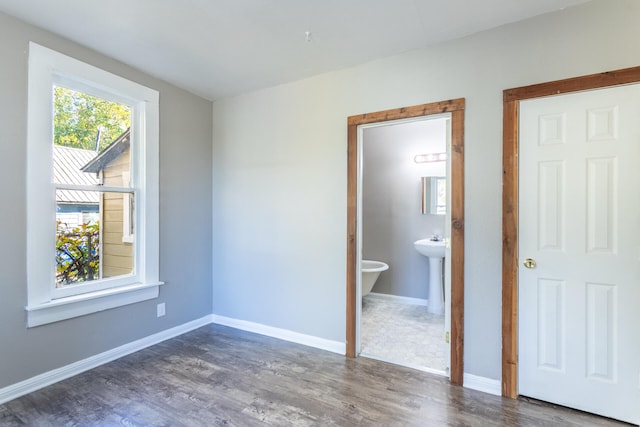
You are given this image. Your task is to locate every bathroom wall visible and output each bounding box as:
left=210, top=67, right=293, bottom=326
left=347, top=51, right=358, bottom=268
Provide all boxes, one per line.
left=362, top=118, right=447, bottom=299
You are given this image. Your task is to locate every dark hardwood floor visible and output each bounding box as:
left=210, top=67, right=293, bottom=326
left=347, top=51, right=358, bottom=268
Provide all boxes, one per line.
left=0, top=324, right=628, bottom=426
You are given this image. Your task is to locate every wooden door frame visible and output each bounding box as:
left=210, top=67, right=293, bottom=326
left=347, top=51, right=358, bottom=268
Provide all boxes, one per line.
left=347, top=99, right=466, bottom=385
left=502, top=66, right=640, bottom=398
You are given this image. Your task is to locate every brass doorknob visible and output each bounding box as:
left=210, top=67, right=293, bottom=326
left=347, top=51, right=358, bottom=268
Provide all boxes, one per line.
left=523, top=258, right=537, bottom=269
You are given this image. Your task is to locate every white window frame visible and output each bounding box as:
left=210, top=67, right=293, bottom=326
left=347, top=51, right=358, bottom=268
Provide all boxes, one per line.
left=26, top=42, right=162, bottom=327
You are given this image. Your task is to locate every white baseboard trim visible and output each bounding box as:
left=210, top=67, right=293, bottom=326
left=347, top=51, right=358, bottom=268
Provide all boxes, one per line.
left=463, top=373, right=501, bottom=396
left=211, top=314, right=346, bottom=355
left=367, top=292, right=428, bottom=306
left=0, top=315, right=212, bottom=405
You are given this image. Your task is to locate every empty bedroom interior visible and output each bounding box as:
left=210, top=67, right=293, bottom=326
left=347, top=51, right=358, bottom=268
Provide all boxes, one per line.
left=0, top=0, right=638, bottom=425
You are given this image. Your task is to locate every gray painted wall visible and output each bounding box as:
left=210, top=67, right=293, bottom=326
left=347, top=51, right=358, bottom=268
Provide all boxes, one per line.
left=212, top=0, right=640, bottom=380
left=0, top=12, right=213, bottom=389
left=362, top=119, right=446, bottom=299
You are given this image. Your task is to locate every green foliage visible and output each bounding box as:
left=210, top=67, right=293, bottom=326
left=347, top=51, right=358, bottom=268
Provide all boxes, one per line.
left=53, top=86, right=130, bottom=151
left=56, top=221, right=100, bottom=286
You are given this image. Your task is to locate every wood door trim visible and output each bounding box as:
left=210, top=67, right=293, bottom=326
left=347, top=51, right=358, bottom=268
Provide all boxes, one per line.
left=501, top=65, right=640, bottom=398
left=347, top=99, right=465, bottom=385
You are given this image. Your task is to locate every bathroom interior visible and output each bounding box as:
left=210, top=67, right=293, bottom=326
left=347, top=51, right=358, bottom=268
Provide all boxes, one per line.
left=359, top=115, right=450, bottom=376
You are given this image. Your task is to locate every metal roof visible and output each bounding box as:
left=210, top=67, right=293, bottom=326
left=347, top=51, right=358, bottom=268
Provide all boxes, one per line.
left=53, top=145, right=100, bottom=205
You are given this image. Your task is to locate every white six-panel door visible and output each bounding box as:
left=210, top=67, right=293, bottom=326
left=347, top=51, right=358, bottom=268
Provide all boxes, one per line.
left=519, top=84, right=640, bottom=424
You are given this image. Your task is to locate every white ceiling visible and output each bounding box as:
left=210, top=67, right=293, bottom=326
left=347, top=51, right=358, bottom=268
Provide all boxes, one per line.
left=0, top=0, right=590, bottom=101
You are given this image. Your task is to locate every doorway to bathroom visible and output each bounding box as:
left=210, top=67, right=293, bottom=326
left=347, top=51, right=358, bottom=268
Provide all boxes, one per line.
left=360, top=115, right=450, bottom=375
left=346, top=99, right=465, bottom=385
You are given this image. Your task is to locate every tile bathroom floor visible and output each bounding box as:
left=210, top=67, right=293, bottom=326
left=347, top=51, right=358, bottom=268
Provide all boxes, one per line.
left=360, top=295, right=448, bottom=374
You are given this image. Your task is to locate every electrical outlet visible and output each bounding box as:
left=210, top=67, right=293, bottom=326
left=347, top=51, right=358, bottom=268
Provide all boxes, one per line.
left=157, top=302, right=166, bottom=317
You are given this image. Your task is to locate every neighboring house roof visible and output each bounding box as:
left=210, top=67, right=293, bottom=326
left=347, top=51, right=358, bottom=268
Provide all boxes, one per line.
left=82, top=128, right=130, bottom=173
left=53, top=145, right=99, bottom=205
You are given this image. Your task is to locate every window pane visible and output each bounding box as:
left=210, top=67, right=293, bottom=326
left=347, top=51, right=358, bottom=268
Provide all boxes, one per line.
left=56, top=190, right=135, bottom=287
left=52, top=86, right=131, bottom=188
left=56, top=207, right=100, bottom=287
left=53, top=85, right=134, bottom=288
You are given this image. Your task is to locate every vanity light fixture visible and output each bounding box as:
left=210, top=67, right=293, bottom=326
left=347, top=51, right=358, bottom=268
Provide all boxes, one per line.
left=414, top=152, right=447, bottom=163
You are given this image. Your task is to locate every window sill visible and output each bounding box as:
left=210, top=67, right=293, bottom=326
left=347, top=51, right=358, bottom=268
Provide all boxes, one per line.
left=25, top=282, right=163, bottom=327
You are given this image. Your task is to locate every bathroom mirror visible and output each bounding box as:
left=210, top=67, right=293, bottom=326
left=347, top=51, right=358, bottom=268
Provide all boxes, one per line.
left=421, top=176, right=446, bottom=215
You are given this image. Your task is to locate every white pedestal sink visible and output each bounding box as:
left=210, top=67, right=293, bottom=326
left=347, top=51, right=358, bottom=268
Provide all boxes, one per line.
left=414, top=239, right=445, bottom=315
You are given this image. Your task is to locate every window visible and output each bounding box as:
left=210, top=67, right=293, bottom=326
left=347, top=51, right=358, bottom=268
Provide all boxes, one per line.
left=54, top=89, right=132, bottom=287
left=26, top=42, right=162, bottom=327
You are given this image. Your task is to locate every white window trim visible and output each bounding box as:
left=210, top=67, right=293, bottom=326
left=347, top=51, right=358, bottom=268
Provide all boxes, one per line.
left=26, top=42, right=162, bottom=327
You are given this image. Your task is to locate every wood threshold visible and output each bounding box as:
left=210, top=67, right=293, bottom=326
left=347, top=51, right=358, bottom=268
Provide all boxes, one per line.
left=347, top=99, right=465, bottom=385
left=501, top=65, right=640, bottom=398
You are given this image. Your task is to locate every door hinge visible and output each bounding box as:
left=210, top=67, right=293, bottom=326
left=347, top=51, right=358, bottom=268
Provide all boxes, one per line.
left=445, top=331, right=450, bottom=344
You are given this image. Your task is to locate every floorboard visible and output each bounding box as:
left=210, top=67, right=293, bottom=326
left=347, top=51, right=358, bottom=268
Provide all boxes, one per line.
left=0, top=324, right=628, bottom=426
